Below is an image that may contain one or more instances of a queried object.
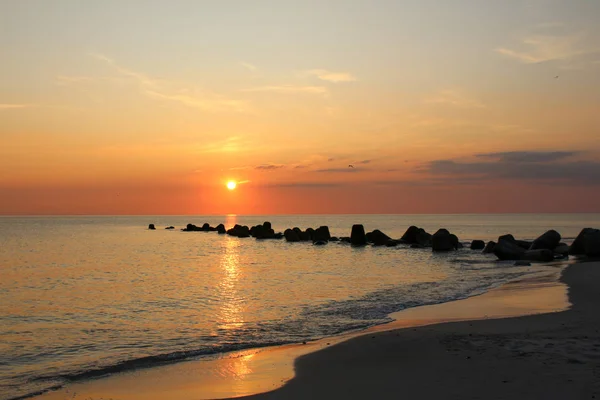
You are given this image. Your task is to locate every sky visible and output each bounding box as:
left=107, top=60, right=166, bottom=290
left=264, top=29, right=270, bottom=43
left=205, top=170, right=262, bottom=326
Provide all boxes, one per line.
left=1, top=0, right=600, bottom=215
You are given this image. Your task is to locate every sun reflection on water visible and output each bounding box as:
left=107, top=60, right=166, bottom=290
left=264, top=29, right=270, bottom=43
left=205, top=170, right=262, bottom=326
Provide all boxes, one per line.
left=217, top=237, right=245, bottom=331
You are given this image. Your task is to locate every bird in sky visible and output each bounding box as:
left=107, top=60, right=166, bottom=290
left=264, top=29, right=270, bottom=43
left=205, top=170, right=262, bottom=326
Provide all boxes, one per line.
left=348, top=164, right=354, bottom=168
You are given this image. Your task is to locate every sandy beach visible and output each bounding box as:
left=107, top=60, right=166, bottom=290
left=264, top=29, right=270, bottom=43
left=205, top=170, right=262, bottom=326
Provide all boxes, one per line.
left=241, top=261, right=600, bottom=400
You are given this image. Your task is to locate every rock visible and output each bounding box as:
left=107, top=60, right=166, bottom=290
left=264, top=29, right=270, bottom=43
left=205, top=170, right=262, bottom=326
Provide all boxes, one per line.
left=165, top=226, right=175, bottom=230
left=263, top=221, right=272, bottom=230
left=182, top=223, right=201, bottom=232
left=339, top=237, right=351, bottom=244
left=385, top=240, right=398, bottom=247
left=514, top=261, right=531, bottom=266
left=410, top=243, right=425, bottom=249
left=498, top=234, right=516, bottom=242
left=366, top=229, right=391, bottom=246
left=432, top=229, right=456, bottom=252
left=305, top=228, right=315, bottom=241
left=401, top=226, right=423, bottom=244
left=530, top=230, right=561, bottom=251
left=216, top=224, right=226, bottom=234
left=284, top=228, right=300, bottom=242
left=227, top=224, right=250, bottom=238
left=416, top=230, right=432, bottom=247
left=470, top=240, right=485, bottom=250
left=313, top=226, right=331, bottom=243
left=522, top=249, right=554, bottom=262
left=515, top=240, right=533, bottom=250
left=569, top=228, right=598, bottom=255
left=450, top=234, right=461, bottom=249
left=350, top=224, right=367, bottom=246
left=554, top=243, right=569, bottom=257
left=493, top=239, right=526, bottom=260
left=330, top=236, right=339, bottom=242
left=201, top=223, right=211, bottom=231
left=148, top=224, right=156, bottom=230
left=313, top=240, right=327, bottom=246
left=584, top=230, right=600, bottom=258
left=482, top=241, right=496, bottom=254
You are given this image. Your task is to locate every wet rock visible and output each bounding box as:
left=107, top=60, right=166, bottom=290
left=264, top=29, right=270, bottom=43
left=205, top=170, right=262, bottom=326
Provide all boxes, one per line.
left=182, top=223, right=201, bottom=232
left=493, top=239, right=526, bottom=260
left=401, top=226, right=422, bottom=244
left=498, top=234, right=516, bottom=243
left=305, top=228, right=315, bottom=241
left=201, top=223, right=211, bottom=231
left=263, top=221, right=272, bottom=230
left=569, top=228, right=598, bottom=255
left=313, top=240, right=327, bottom=246
left=515, top=240, right=533, bottom=250
left=584, top=230, right=600, bottom=258
left=227, top=224, right=250, bottom=238
left=216, top=224, right=226, bottom=234
left=350, top=224, right=367, bottom=246
left=148, top=224, right=156, bottom=230
left=514, top=261, right=531, bottom=266
left=410, top=243, right=425, bottom=248
left=329, top=236, right=340, bottom=242
left=284, top=228, right=300, bottom=242
left=165, top=226, right=175, bottom=230
left=554, top=243, right=569, bottom=257
left=522, top=249, right=554, bottom=262
left=482, top=241, right=496, bottom=254
left=313, top=226, right=331, bottom=243
left=432, top=229, right=457, bottom=252
left=366, top=229, right=392, bottom=246
left=530, top=230, right=561, bottom=251
left=470, top=240, right=485, bottom=250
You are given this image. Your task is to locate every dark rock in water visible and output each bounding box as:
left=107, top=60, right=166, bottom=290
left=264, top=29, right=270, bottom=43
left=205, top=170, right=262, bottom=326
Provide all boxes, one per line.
left=313, top=240, right=327, bottom=246
left=305, top=228, right=315, bottom=241
left=450, top=234, right=461, bottom=249
left=410, top=243, right=425, bottom=249
left=385, top=240, right=398, bottom=247
left=554, top=243, right=569, bottom=257
left=416, top=230, right=432, bottom=247
left=498, top=234, right=516, bottom=243
left=522, top=249, right=554, bottom=262
left=530, top=230, right=561, bottom=251
left=366, top=229, right=392, bottom=246
left=313, top=226, right=331, bottom=242
left=470, top=240, right=485, bottom=250
left=148, top=224, right=156, bottom=230
left=165, top=226, right=174, bottom=230
left=216, top=224, right=226, bottom=234
left=401, top=226, right=422, bottom=244
left=284, top=228, right=300, bottom=242
left=263, top=221, right=272, bottom=230
left=350, top=225, right=367, bottom=246
left=514, top=261, right=531, bottom=266
left=515, top=240, right=533, bottom=250
left=182, top=223, right=201, bottom=232
left=299, top=230, right=311, bottom=241
left=339, top=237, right=351, bottom=244
left=569, top=228, right=598, bottom=255
left=432, top=229, right=457, bottom=252
left=493, top=239, right=526, bottom=260
left=584, top=230, right=600, bottom=258
left=482, top=241, right=496, bottom=254
left=201, top=223, right=211, bottom=231
left=227, top=224, right=250, bottom=238
left=330, top=236, right=339, bottom=242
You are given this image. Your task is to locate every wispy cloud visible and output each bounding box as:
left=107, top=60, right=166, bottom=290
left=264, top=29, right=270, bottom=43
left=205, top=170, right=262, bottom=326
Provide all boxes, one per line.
left=242, top=85, right=328, bottom=95
left=90, top=53, right=247, bottom=112
left=315, top=167, right=364, bottom=173
left=241, top=62, right=257, bottom=71
left=496, top=31, right=598, bottom=65
left=305, top=69, right=357, bottom=83
left=477, top=151, right=579, bottom=163
left=0, top=104, right=31, bottom=110
left=255, top=164, right=285, bottom=170
left=424, top=89, right=485, bottom=109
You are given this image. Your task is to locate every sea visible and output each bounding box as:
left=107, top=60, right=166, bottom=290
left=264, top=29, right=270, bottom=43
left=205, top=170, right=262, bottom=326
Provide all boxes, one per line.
left=1, top=214, right=598, bottom=400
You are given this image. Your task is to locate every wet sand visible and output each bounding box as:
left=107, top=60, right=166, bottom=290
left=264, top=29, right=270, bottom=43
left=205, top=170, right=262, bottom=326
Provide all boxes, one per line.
left=33, top=266, right=573, bottom=400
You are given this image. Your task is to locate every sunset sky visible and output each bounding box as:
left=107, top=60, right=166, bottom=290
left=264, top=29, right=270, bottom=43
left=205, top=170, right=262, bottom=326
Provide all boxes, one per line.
left=1, top=0, right=599, bottom=214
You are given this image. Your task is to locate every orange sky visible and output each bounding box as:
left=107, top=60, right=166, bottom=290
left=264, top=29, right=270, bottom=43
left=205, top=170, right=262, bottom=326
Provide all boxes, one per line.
left=1, top=1, right=600, bottom=214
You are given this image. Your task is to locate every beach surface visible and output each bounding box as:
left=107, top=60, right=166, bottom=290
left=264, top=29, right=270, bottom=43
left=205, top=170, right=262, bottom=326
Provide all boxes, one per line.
left=32, top=263, right=581, bottom=400
left=241, top=261, right=599, bottom=400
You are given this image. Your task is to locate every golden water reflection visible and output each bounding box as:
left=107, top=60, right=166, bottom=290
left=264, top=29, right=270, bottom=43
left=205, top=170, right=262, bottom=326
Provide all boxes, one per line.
left=217, top=235, right=244, bottom=331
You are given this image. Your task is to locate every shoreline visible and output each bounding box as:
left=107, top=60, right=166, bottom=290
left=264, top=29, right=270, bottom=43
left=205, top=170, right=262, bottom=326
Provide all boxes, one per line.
left=32, top=267, right=569, bottom=400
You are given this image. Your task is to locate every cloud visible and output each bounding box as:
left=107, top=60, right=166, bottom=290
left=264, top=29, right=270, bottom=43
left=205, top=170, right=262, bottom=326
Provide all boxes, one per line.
left=255, top=164, right=285, bottom=170
left=424, top=89, right=485, bottom=109
left=241, top=62, right=257, bottom=71
left=90, top=53, right=247, bottom=112
left=305, top=69, right=357, bottom=83
left=315, top=167, right=364, bottom=173
left=496, top=31, right=598, bottom=65
left=476, top=151, right=579, bottom=163
left=262, top=181, right=344, bottom=188
left=0, top=104, right=30, bottom=110
left=420, top=150, right=600, bottom=185
left=242, top=85, right=328, bottom=95
left=355, top=159, right=372, bottom=165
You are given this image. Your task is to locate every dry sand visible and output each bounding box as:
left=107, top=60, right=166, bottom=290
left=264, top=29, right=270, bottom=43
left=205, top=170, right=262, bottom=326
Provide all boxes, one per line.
left=35, top=261, right=600, bottom=400
left=241, top=261, right=600, bottom=400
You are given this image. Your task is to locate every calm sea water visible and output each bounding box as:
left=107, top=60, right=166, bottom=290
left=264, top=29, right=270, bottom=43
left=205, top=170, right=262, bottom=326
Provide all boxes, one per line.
left=1, top=214, right=598, bottom=400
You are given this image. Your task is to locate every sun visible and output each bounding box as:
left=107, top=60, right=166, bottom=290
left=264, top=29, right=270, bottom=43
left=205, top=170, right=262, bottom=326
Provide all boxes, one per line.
left=226, top=181, right=237, bottom=190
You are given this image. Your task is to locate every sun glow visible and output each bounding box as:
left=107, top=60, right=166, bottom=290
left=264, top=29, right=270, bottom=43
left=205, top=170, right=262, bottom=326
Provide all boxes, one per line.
left=226, top=181, right=237, bottom=190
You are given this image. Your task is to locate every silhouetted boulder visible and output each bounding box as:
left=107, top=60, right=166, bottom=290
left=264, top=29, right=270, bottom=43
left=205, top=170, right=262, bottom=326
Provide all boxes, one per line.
left=401, top=226, right=423, bottom=244
left=263, top=221, right=272, bottom=230
left=148, top=224, right=156, bottom=230
left=530, top=230, right=561, bottom=251
left=498, top=234, right=516, bottom=243
left=470, top=240, right=485, bottom=250
left=554, top=243, right=569, bottom=257
left=416, top=230, right=432, bottom=247
left=340, top=237, right=351, bottom=244
left=386, top=240, right=398, bottom=247
left=569, top=228, right=598, bottom=255
left=515, top=240, right=533, bottom=250
left=313, top=226, right=331, bottom=243
left=493, top=239, right=526, bottom=260
left=284, top=228, right=300, bottom=242
left=432, top=229, right=457, bottom=252
left=522, top=249, right=554, bottom=262
left=216, top=224, right=226, bottom=234
left=514, top=261, right=531, bottom=266
left=482, top=241, right=496, bottom=254
left=182, top=223, right=201, bottom=232
left=313, top=240, right=327, bottom=246
left=410, top=243, right=425, bottom=249
left=330, top=236, right=339, bottom=242
left=165, top=226, right=174, bottom=230
left=584, top=230, right=600, bottom=258
left=201, top=223, right=211, bottom=231
left=350, top=224, right=367, bottom=246
left=306, top=228, right=315, bottom=241
left=227, top=224, right=250, bottom=238
left=366, top=229, right=392, bottom=246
